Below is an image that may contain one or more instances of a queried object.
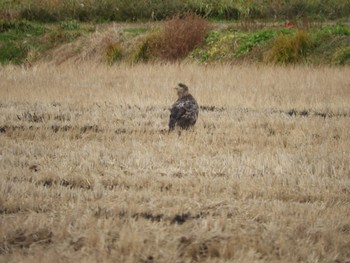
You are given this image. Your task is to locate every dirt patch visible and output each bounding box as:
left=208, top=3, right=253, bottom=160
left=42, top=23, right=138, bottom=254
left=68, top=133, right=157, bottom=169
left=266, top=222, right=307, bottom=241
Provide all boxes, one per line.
left=286, top=109, right=309, bottom=117
left=39, top=178, right=92, bottom=190
left=171, top=213, right=191, bottom=225
left=0, top=125, right=103, bottom=134
left=133, top=212, right=164, bottom=222
left=115, top=128, right=127, bottom=134
left=51, top=125, right=102, bottom=133
left=0, top=207, right=21, bottom=215
left=271, top=108, right=350, bottom=118
left=17, top=112, right=71, bottom=122
left=132, top=211, right=208, bottom=225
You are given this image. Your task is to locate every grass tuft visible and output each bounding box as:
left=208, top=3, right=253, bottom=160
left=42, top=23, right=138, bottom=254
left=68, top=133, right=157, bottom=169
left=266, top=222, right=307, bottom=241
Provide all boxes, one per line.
left=105, top=42, right=123, bottom=64
left=264, top=30, right=313, bottom=64
left=132, top=41, right=149, bottom=63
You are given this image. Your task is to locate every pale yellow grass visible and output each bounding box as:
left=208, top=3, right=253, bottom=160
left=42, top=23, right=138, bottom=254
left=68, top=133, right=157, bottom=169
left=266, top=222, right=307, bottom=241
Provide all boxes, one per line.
left=0, top=63, right=350, bottom=263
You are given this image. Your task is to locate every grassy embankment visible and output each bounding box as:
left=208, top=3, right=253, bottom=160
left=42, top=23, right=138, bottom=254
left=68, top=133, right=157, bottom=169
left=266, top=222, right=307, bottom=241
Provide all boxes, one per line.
left=0, top=0, right=350, bottom=65
left=1, top=18, right=349, bottom=66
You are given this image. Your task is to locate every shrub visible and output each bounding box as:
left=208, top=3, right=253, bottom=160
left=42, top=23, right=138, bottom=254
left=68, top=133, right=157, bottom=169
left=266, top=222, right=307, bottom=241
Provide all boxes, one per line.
left=132, top=13, right=209, bottom=62
left=264, top=30, right=312, bottom=64
left=151, top=13, right=210, bottom=61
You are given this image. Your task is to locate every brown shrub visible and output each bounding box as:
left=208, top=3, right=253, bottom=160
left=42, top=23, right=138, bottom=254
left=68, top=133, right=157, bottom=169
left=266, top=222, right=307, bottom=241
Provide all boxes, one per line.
left=148, top=13, right=210, bottom=61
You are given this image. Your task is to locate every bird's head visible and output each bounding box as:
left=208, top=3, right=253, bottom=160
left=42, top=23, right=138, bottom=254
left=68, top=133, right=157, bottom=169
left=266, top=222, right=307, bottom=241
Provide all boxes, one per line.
left=175, top=83, right=189, bottom=99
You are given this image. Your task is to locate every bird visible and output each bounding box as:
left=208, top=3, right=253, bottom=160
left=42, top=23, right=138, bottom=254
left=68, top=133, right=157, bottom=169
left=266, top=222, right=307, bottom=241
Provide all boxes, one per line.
left=169, top=83, right=199, bottom=132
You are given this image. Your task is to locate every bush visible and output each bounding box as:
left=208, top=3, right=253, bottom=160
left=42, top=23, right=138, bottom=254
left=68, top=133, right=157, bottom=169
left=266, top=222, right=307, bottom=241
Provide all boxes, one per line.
left=151, top=13, right=210, bottom=61
left=264, top=30, right=312, bottom=64
left=132, top=13, right=209, bottom=62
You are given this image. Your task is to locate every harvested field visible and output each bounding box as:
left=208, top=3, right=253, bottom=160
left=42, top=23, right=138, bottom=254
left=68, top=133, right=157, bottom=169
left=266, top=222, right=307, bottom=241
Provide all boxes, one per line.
left=0, top=63, right=350, bottom=263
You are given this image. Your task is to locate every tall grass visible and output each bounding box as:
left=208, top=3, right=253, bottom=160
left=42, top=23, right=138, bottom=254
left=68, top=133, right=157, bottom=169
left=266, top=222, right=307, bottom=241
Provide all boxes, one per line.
left=12, top=0, right=350, bottom=22
left=264, top=30, right=313, bottom=64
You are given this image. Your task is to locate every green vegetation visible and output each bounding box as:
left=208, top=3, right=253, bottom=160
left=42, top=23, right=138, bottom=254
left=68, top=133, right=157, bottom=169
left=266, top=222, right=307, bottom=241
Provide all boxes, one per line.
left=0, top=14, right=349, bottom=65
left=232, top=29, right=277, bottom=58
left=0, top=20, right=45, bottom=64
left=191, top=23, right=350, bottom=65
left=0, top=19, right=94, bottom=64
left=1, top=0, right=350, bottom=22
left=192, top=30, right=236, bottom=63
left=60, top=20, right=80, bottom=30
left=332, top=47, right=350, bottom=65
left=309, top=23, right=350, bottom=65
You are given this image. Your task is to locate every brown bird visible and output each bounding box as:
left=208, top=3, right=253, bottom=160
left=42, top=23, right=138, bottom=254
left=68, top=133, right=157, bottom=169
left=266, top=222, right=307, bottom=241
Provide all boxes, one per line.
left=169, top=83, right=199, bottom=132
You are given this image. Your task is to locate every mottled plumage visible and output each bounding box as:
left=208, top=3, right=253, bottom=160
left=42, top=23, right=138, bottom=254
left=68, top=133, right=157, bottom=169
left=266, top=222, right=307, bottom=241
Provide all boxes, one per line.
left=169, top=93, right=199, bottom=131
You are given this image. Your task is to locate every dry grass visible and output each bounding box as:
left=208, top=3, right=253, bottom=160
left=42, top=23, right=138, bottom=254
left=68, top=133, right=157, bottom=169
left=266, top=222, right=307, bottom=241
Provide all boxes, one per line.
left=0, top=63, right=350, bottom=263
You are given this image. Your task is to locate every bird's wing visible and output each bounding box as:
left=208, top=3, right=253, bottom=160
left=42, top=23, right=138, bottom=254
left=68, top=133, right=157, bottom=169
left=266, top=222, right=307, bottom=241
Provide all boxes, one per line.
left=182, top=98, right=199, bottom=117
left=169, top=101, right=186, bottom=130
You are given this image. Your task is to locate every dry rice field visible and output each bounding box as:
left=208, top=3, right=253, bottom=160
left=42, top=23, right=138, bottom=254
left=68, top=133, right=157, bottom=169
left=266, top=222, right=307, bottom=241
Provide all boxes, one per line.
left=0, top=63, right=350, bottom=263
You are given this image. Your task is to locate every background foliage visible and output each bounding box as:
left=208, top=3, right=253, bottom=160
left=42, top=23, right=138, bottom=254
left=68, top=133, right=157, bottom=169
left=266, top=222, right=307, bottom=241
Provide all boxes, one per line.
left=1, top=0, right=350, bottom=22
